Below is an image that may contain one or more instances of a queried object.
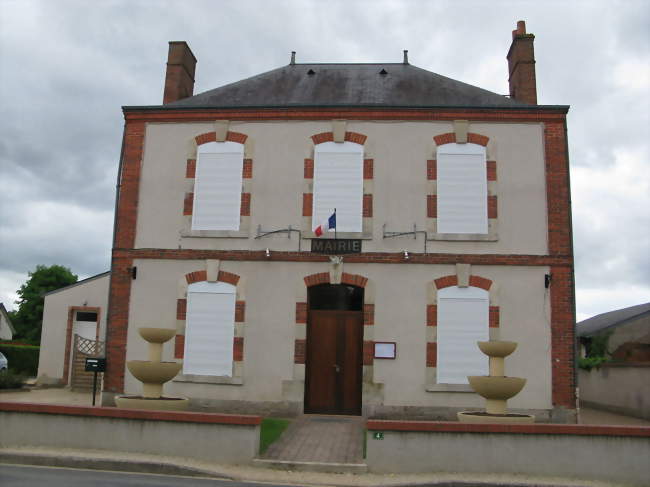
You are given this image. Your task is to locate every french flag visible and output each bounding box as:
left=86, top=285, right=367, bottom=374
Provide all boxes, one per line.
left=314, top=212, right=336, bottom=237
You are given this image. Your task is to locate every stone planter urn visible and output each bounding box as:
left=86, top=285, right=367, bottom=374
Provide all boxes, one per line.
left=458, top=340, right=535, bottom=423
left=115, top=327, right=189, bottom=411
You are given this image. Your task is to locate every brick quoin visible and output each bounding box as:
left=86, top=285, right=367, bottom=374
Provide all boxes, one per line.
left=294, top=339, right=306, bottom=364
left=363, top=194, right=373, bottom=217
left=242, top=159, right=253, bottom=179
left=363, top=341, right=374, bottom=365
left=489, top=306, right=500, bottom=327
left=174, top=335, right=185, bottom=359
left=240, top=193, right=251, bottom=216
left=183, top=193, right=193, bottom=215
left=426, top=342, right=437, bottom=367
left=104, top=256, right=134, bottom=393
left=363, top=159, right=374, bottom=179
left=302, top=193, right=313, bottom=217
left=176, top=299, right=186, bottom=320
left=544, top=119, right=576, bottom=409
left=427, top=195, right=437, bottom=218
left=235, top=301, right=246, bottom=323
left=363, top=304, right=375, bottom=325
left=295, top=302, right=307, bottom=323
left=427, top=305, right=437, bottom=326
left=488, top=195, right=498, bottom=218
left=487, top=161, right=497, bottom=181
left=427, top=160, right=436, bottom=180
left=186, top=159, right=196, bottom=178
left=304, top=159, right=314, bottom=179
left=233, top=337, right=244, bottom=362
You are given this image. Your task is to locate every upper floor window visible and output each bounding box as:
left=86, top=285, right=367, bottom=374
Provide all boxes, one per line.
left=437, top=143, right=487, bottom=234
left=312, top=141, right=363, bottom=233
left=183, top=281, right=236, bottom=376
left=192, top=141, right=244, bottom=231
left=436, top=285, right=489, bottom=384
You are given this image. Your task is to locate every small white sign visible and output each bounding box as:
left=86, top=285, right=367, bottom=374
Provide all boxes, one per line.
left=374, top=342, right=396, bottom=359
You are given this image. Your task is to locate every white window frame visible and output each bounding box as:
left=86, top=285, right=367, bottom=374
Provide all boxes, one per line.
left=312, top=141, right=364, bottom=233
left=191, top=141, right=244, bottom=231
left=436, top=143, right=488, bottom=235
left=436, top=286, right=489, bottom=384
left=183, top=281, right=236, bottom=377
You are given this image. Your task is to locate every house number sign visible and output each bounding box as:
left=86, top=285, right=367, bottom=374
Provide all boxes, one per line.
left=311, top=239, right=362, bottom=254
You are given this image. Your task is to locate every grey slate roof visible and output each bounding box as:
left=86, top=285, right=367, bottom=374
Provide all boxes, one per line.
left=577, top=302, right=650, bottom=337
left=161, top=63, right=529, bottom=109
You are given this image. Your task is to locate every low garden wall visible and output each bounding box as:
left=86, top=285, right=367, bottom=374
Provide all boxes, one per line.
left=0, top=402, right=261, bottom=464
left=579, top=363, right=650, bottom=420
left=367, top=420, right=650, bottom=486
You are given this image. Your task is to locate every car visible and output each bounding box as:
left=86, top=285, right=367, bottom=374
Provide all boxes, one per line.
left=0, top=351, right=7, bottom=371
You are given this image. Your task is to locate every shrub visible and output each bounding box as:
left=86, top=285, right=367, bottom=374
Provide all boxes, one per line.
left=0, top=344, right=40, bottom=376
left=0, top=369, right=25, bottom=389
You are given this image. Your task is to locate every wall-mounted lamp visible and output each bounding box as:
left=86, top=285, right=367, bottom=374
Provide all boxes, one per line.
left=129, top=266, right=137, bottom=280
left=545, top=273, right=552, bottom=288
left=265, top=248, right=271, bottom=258
left=403, top=250, right=410, bottom=260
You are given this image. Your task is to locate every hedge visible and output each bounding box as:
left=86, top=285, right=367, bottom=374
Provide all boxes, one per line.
left=0, top=344, right=40, bottom=376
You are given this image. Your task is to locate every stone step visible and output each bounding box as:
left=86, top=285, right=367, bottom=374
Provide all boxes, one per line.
left=252, top=458, right=367, bottom=474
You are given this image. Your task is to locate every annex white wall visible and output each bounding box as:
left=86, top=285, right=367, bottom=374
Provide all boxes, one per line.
left=37, top=273, right=109, bottom=384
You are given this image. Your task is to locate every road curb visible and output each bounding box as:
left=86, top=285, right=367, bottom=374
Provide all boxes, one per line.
left=0, top=451, right=233, bottom=480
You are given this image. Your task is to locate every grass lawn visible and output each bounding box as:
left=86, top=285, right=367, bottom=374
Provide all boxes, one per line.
left=259, top=418, right=290, bottom=454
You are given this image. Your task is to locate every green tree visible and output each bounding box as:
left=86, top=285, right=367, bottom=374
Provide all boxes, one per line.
left=9, top=265, right=78, bottom=344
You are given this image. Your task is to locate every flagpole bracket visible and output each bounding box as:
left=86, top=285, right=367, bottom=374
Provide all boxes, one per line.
left=382, top=223, right=428, bottom=254
left=255, top=225, right=303, bottom=250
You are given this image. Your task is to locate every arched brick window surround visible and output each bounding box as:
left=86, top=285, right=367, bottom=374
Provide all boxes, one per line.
left=173, top=269, right=245, bottom=384
left=427, top=132, right=498, bottom=241
left=303, top=131, right=373, bottom=239
left=426, top=274, right=499, bottom=389
left=181, top=130, right=252, bottom=238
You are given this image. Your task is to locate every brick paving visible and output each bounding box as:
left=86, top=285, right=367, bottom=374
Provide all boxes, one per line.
left=262, top=415, right=364, bottom=464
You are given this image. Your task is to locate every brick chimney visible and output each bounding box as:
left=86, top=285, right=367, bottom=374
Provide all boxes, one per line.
left=507, top=20, right=537, bottom=104
left=163, top=41, right=197, bottom=104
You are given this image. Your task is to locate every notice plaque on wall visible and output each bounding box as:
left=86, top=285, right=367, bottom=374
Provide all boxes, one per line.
left=311, top=239, right=362, bottom=254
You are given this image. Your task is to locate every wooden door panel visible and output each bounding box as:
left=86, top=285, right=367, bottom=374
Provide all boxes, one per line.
left=340, top=312, right=363, bottom=414
left=305, top=309, right=362, bottom=415
left=305, top=311, right=338, bottom=413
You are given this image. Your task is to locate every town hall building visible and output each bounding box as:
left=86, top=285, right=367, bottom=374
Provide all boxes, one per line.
left=97, top=21, right=576, bottom=422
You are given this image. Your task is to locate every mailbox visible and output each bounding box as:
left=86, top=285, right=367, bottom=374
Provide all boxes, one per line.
left=85, top=357, right=106, bottom=372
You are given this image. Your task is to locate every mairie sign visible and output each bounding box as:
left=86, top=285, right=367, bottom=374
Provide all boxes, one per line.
left=311, top=239, right=362, bottom=254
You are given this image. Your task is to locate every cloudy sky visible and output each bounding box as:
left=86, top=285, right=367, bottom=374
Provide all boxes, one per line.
left=0, top=0, right=648, bottom=321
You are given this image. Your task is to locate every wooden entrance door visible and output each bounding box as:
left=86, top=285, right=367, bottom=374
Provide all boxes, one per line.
left=305, top=310, right=363, bottom=415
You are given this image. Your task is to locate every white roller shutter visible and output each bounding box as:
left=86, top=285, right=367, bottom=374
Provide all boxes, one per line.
left=192, top=141, right=244, bottom=231
left=183, top=281, right=236, bottom=376
left=312, top=141, right=363, bottom=233
left=437, top=143, right=487, bottom=234
left=436, top=286, right=489, bottom=384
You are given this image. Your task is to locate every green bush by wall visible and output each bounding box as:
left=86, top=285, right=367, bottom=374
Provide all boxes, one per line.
left=0, top=344, right=39, bottom=376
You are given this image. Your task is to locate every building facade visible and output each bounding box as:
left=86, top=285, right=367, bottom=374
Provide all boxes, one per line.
left=101, top=22, right=577, bottom=422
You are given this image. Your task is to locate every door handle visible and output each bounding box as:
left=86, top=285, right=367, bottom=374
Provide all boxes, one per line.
left=333, top=364, right=341, bottom=373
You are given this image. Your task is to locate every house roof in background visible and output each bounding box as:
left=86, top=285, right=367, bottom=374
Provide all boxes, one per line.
left=42, top=271, right=111, bottom=297
left=577, top=302, right=650, bottom=337
left=128, top=62, right=543, bottom=110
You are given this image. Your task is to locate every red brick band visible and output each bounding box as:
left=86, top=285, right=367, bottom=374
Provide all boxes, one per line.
left=0, top=402, right=262, bottom=426
left=367, top=419, right=650, bottom=437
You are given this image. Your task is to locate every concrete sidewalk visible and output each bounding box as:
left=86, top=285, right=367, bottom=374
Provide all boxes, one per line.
left=0, top=446, right=622, bottom=487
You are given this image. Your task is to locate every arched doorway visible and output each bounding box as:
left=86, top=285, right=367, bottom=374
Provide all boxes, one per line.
left=304, top=284, right=364, bottom=415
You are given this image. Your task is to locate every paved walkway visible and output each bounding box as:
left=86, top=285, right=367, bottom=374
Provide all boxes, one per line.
left=262, top=415, right=364, bottom=464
